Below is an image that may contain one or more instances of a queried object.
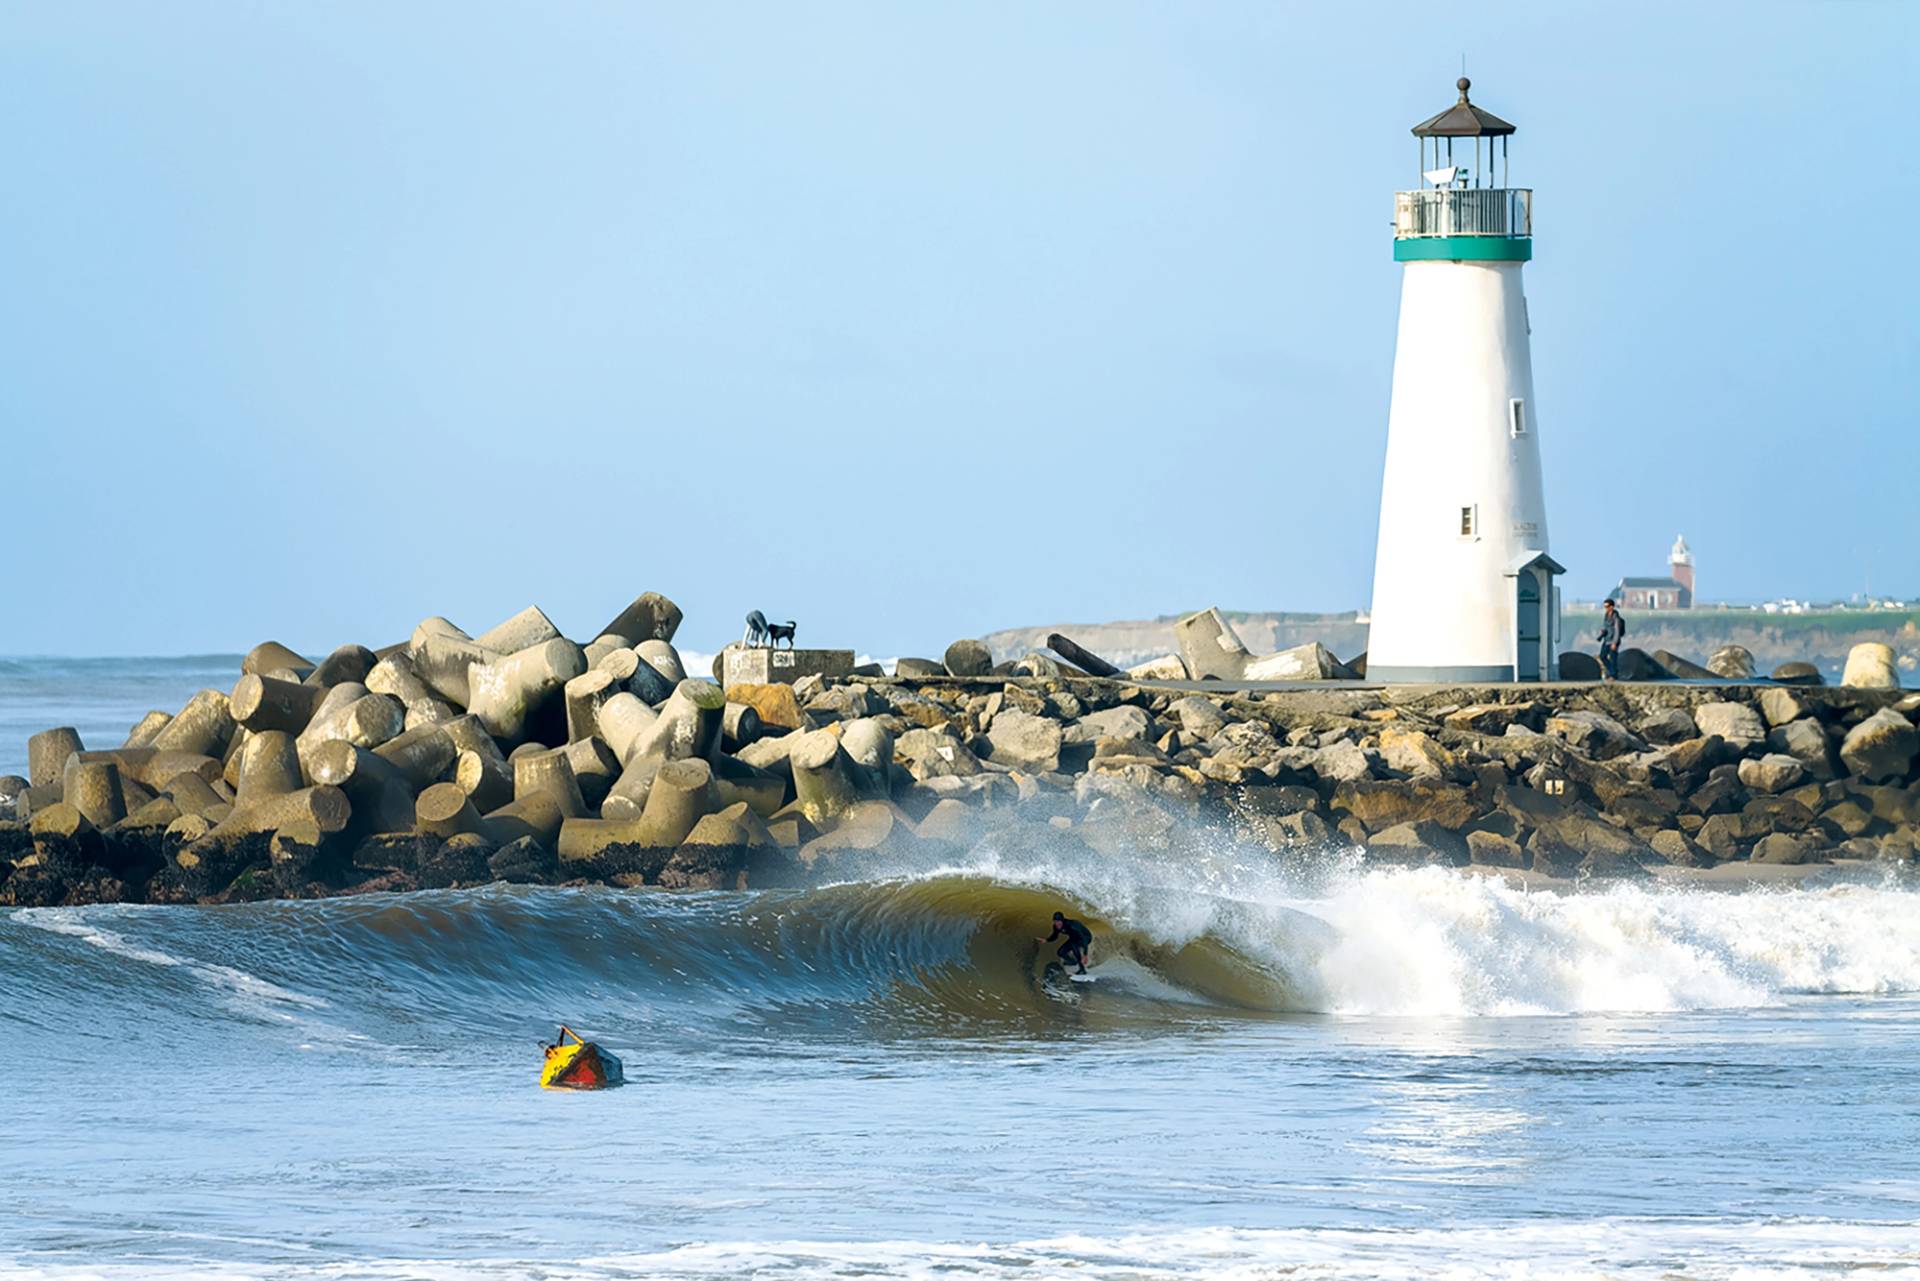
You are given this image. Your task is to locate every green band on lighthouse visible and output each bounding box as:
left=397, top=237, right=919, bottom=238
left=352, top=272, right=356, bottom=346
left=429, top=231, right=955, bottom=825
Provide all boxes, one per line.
left=1394, top=236, right=1532, bottom=262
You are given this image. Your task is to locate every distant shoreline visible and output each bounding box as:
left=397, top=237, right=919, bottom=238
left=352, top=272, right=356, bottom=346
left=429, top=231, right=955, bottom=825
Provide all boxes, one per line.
left=986, top=607, right=1920, bottom=679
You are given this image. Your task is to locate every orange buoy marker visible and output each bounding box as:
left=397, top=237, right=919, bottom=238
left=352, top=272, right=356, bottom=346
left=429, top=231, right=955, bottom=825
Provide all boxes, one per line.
left=540, top=1025, right=625, bottom=1090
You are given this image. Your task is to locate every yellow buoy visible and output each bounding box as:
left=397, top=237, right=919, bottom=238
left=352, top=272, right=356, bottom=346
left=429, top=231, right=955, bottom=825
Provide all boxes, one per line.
left=540, top=1025, right=625, bottom=1090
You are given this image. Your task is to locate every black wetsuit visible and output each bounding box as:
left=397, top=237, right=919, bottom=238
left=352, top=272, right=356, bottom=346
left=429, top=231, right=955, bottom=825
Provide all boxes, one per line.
left=1046, top=918, right=1093, bottom=972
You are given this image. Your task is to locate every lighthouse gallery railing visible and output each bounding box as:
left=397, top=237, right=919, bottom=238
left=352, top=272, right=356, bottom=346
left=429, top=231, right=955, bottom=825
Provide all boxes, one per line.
left=1394, top=188, right=1532, bottom=239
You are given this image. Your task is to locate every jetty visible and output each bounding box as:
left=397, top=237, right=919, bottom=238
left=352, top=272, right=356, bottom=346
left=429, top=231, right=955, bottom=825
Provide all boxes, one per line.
left=2, top=591, right=1916, bottom=908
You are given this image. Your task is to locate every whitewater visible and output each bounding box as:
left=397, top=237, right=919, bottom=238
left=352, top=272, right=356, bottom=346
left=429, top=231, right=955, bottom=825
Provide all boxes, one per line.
left=5, top=658, right=1920, bottom=1278
left=6, top=854, right=1920, bottom=1280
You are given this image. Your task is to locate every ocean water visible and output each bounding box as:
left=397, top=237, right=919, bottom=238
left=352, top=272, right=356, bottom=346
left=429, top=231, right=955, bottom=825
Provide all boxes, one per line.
left=3, top=659, right=1920, bottom=1280
left=0, top=655, right=243, bottom=780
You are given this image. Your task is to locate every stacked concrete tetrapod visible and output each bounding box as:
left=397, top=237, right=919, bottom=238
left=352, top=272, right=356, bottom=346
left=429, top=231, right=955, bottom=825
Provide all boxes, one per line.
left=1172, top=609, right=1351, bottom=682
left=1367, top=78, right=1562, bottom=684
left=0, top=591, right=834, bottom=905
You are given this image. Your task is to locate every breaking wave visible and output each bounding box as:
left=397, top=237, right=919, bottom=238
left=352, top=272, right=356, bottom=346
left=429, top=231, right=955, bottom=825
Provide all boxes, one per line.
left=8, top=847, right=1920, bottom=1040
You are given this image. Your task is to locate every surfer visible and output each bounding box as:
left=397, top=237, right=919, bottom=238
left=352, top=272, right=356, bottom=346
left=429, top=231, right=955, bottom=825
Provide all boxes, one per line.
left=1039, top=911, right=1093, bottom=975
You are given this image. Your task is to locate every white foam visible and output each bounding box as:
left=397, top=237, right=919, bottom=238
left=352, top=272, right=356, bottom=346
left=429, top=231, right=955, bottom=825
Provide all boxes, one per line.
left=951, top=842, right=1920, bottom=1017
left=4, top=1218, right=1915, bottom=1280
left=1277, top=870, right=1920, bottom=1016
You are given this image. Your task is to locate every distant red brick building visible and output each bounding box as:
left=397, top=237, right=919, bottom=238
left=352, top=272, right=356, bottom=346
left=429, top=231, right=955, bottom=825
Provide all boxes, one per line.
left=1612, top=536, right=1695, bottom=611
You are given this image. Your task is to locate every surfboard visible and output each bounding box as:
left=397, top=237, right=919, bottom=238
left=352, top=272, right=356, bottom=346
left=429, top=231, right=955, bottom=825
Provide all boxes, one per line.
left=1069, top=973, right=1097, bottom=984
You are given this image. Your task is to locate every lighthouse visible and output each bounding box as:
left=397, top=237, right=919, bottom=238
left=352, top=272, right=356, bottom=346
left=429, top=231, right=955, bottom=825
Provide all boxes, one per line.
left=1366, top=78, right=1562, bottom=683
left=1669, top=535, right=1695, bottom=604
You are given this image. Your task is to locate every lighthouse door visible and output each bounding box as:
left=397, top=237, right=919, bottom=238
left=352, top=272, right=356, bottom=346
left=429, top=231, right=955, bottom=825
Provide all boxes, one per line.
left=1514, top=572, right=1543, bottom=681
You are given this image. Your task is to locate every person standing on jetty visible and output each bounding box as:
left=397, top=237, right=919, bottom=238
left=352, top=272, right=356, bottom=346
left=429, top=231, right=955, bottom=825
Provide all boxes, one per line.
left=1040, top=911, right=1094, bottom=975
left=1597, top=599, right=1626, bottom=681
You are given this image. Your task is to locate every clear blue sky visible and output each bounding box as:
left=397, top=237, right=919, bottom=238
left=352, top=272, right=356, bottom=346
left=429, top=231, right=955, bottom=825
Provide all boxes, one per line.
left=3, top=2, right=1914, bottom=658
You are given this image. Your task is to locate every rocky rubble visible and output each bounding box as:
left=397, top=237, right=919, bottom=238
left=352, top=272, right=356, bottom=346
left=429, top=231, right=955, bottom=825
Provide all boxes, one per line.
left=2, top=598, right=1918, bottom=907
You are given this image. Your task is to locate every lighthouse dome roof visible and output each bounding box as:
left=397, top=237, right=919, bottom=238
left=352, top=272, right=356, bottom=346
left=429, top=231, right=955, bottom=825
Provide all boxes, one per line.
left=1671, top=534, right=1692, bottom=563
left=1412, top=77, right=1517, bottom=137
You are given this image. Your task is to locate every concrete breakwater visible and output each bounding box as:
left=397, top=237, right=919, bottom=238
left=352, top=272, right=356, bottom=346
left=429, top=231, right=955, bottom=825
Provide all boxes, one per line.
left=1, top=594, right=1918, bottom=908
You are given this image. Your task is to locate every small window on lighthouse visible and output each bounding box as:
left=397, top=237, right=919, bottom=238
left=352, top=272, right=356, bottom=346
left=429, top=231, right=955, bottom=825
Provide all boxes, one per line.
left=1509, top=398, right=1527, bottom=437
left=1459, top=505, right=1478, bottom=538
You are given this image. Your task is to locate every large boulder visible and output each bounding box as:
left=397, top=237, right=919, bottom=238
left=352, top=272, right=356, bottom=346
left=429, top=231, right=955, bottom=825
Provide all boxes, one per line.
left=1604, top=785, right=1682, bottom=834
left=1696, top=813, right=1747, bottom=860
left=1213, top=720, right=1282, bottom=759
left=1694, top=701, right=1765, bottom=749
left=1002, top=652, right=1068, bottom=680
left=1838, top=709, right=1919, bottom=783
left=1367, top=820, right=1467, bottom=866
left=1708, top=645, right=1756, bottom=680
left=1126, top=655, right=1188, bottom=681
left=1175, top=608, right=1254, bottom=681
left=1167, top=696, right=1228, bottom=740
left=1759, top=687, right=1807, bottom=728
left=1524, top=806, right=1644, bottom=873
left=726, top=682, right=805, bottom=732
left=1558, top=652, right=1602, bottom=681
left=1091, top=735, right=1171, bottom=767
left=1771, top=661, right=1825, bottom=687
left=1243, top=641, right=1348, bottom=682
left=1313, top=739, right=1374, bottom=783
left=1272, top=810, right=1337, bottom=848
left=1065, top=705, right=1153, bottom=745
left=1750, top=832, right=1813, bottom=865
left=1742, top=795, right=1817, bottom=835
left=878, top=686, right=961, bottom=731
left=1648, top=735, right=1729, bottom=782
left=1636, top=707, right=1699, bottom=746
left=1466, top=829, right=1527, bottom=868
left=895, top=727, right=982, bottom=781
left=1331, top=779, right=1476, bottom=832
left=1653, top=650, right=1717, bottom=680
left=1378, top=729, right=1457, bottom=780
left=1444, top=703, right=1546, bottom=734
left=983, top=710, right=1063, bottom=773
left=1649, top=828, right=1707, bottom=867
left=1685, top=768, right=1747, bottom=817
left=1843, top=643, right=1901, bottom=690
left=942, top=639, right=994, bottom=678
left=1616, top=649, right=1670, bottom=681
left=1821, top=799, right=1877, bottom=839
left=1767, top=718, right=1837, bottom=780
left=806, top=684, right=880, bottom=723
left=1231, top=790, right=1336, bottom=851
left=1174, top=608, right=1350, bottom=682
left=1544, top=710, right=1642, bottom=760
left=1737, top=753, right=1807, bottom=795
left=1854, top=783, right=1920, bottom=827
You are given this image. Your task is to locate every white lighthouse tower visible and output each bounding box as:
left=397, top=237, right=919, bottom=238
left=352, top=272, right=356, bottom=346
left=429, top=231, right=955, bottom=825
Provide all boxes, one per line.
left=1366, top=78, right=1562, bottom=683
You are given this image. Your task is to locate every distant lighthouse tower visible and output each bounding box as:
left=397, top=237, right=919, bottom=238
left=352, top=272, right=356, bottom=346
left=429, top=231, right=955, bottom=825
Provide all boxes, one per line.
left=1366, top=78, right=1562, bottom=682
left=1670, top=535, right=1695, bottom=605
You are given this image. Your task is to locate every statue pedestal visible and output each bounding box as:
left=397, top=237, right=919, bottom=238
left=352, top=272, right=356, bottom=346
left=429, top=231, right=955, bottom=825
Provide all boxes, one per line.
left=722, top=646, right=856, bottom=690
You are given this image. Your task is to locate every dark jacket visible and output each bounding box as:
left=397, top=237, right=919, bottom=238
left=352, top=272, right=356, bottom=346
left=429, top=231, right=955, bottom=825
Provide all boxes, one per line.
left=1598, top=611, right=1626, bottom=647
